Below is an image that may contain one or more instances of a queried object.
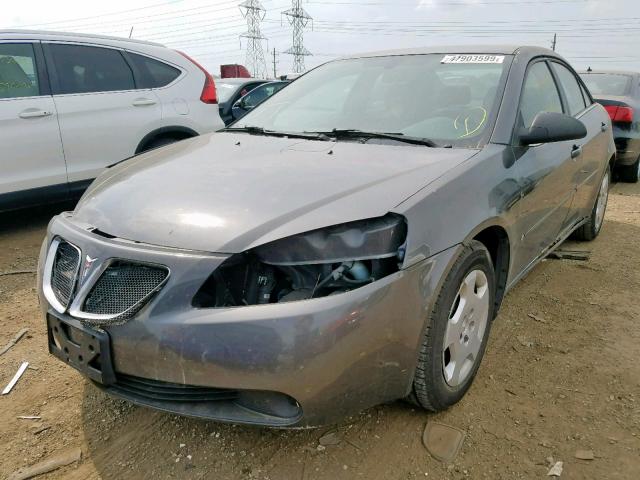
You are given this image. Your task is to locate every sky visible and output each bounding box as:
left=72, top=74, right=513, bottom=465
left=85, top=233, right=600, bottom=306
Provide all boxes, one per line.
left=3, top=0, right=640, bottom=77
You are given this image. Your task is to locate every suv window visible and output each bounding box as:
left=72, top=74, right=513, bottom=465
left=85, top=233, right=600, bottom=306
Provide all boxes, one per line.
left=128, top=53, right=181, bottom=88
left=0, top=43, right=39, bottom=99
left=551, top=63, right=587, bottom=116
left=519, top=61, right=563, bottom=129
left=49, top=44, right=135, bottom=94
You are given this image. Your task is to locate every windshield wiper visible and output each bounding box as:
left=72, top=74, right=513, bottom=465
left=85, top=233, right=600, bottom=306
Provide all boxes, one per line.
left=222, top=126, right=330, bottom=141
left=307, top=129, right=438, bottom=147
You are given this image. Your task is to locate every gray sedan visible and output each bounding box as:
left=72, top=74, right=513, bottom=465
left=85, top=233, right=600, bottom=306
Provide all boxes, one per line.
left=38, top=46, right=614, bottom=428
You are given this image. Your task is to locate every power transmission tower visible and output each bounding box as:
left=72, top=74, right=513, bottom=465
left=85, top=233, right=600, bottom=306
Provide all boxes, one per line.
left=272, top=48, right=279, bottom=78
left=239, top=0, right=268, bottom=79
left=282, top=0, right=312, bottom=74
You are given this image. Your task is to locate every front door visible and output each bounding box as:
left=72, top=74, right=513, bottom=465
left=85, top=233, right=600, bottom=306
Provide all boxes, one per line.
left=0, top=42, right=66, bottom=204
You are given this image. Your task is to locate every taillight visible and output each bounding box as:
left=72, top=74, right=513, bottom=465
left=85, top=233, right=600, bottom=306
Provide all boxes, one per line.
left=177, top=51, right=218, bottom=104
left=604, top=105, right=634, bottom=123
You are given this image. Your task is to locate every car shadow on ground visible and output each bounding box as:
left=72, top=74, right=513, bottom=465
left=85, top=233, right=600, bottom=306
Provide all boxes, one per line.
left=80, top=381, right=433, bottom=479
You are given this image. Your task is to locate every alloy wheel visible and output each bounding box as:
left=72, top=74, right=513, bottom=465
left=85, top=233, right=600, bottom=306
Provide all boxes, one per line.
left=442, top=269, right=490, bottom=387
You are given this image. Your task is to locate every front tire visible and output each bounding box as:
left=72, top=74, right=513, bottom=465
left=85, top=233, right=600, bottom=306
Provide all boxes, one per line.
left=618, top=156, right=640, bottom=183
left=410, top=240, right=496, bottom=412
left=574, top=167, right=610, bottom=241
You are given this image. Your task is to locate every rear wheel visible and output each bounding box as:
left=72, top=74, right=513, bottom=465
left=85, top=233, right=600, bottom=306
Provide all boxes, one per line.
left=618, top=156, right=640, bottom=183
left=410, top=241, right=495, bottom=412
left=574, top=167, right=610, bottom=241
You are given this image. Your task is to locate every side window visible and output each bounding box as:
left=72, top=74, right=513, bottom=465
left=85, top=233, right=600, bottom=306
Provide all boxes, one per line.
left=0, top=43, right=39, bottom=99
left=551, top=63, right=587, bottom=116
left=49, top=44, right=135, bottom=94
left=519, top=61, right=563, bottom=129
left=242, top=85, right=269, bottom=108
left=128, top=53, right=181, bottom=88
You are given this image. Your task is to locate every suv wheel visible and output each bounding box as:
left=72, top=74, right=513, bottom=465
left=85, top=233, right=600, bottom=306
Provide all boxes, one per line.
left=410, top=240, right=495, bottom=412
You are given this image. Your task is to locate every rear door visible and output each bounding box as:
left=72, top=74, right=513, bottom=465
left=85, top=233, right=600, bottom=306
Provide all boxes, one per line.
left=511, top=59, right=578, bottom=274
left=549, top=61, right=608, bottom=222
left=0, top=42, right=67, bottom=203
left=43, top=42, right=162, bottom=189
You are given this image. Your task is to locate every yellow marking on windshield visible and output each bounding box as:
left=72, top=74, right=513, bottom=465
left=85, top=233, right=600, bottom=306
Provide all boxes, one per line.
left=454, top=107, right=488, bottom=138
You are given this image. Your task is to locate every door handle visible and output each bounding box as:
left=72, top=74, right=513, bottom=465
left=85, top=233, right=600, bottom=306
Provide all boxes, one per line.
left=132, top=98, right=157, bottom=107
left=19, top=109, right=52, bottom=119
left=571, top=145, right=583, bottom=159
left=601, top=122, right=609, bottom=132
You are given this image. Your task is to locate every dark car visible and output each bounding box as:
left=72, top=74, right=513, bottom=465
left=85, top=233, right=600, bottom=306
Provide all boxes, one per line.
left=217, top=78, right=268, bottom=125
left=580, top=70, right=640, bottom=182
left=39, top=46, right=614, bottom=428
left=231, top=81, right=289, bottom=122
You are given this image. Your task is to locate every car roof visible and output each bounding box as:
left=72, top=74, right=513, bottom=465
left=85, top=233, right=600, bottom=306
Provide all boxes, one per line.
left=340, top=45, right=555, bottom=59
left=0, top=29, right=165, bottom=47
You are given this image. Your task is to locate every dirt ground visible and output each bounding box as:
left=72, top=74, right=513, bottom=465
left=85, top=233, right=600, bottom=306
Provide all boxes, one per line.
left=1, top=184, right=639, bottom=480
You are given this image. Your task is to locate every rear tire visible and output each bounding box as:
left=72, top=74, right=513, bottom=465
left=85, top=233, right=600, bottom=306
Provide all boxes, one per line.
left=617, top=157, right=640, bottom=183
left=410, top=240, right=496, bottom=412
left=574, top=167, right=610, bottom=241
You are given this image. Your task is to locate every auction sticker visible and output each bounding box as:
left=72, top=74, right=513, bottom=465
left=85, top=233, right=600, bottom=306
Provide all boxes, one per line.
left=441, top=54, right=505, bottom=64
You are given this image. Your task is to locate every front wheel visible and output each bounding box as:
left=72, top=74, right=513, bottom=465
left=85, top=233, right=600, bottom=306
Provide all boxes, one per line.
left=574, top=167, right=610, bottom=241
left=410, top=240, right=496, bottom=412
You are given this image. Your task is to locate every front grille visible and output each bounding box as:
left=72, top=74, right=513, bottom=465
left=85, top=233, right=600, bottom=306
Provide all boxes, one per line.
left=114, top=374, right=239, bottom=402
left=51, top=241, right=81, bottom=308
left=83, top=261, right=168, bottom=320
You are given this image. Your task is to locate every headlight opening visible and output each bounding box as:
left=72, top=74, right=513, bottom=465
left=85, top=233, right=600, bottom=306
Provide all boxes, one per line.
left=193, top=214, right=407, bottom=307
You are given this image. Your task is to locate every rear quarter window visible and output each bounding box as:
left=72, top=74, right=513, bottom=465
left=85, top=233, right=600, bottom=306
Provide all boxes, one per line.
left=128, top=53, right=181, bottom=88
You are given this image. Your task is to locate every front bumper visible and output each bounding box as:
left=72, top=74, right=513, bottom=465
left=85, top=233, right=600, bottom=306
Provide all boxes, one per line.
left=39, top=214, right=459, bottom=427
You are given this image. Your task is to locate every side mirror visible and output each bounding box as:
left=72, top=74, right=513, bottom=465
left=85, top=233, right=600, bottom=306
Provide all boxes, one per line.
left=519, top=112, right=587, bottom=145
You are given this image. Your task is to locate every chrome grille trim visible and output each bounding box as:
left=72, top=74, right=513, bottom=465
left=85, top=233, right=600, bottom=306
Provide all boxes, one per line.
left=68, top=259, right=170, bottom=324
left=42, top=238, right=81, bottom=314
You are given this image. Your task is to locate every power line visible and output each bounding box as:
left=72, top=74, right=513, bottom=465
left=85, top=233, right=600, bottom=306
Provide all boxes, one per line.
left=282, top=0, right=313, bottom=73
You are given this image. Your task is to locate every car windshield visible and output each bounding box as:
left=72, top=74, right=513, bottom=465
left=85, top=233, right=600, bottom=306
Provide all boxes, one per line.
left=232, top=54, right=511, bottom=147
left=217, top=82, right=242, bottom=103
left=580, top=73, right=632, bottom=96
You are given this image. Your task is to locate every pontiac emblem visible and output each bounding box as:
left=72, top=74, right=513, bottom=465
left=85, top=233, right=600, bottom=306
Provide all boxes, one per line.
left=81, top=255, right=98, bottom=281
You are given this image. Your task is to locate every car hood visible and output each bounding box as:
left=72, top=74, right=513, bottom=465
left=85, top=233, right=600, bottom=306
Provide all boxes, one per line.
left=74, top=133, right=478, bottom=253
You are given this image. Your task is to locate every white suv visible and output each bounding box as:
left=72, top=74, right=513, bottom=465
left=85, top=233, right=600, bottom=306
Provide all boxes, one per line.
left=0, top=30, right=224, bottom=211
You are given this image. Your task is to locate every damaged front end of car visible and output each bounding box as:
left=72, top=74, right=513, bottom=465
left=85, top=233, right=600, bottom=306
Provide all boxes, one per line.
left=193, top=213, right=407, bottom=308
